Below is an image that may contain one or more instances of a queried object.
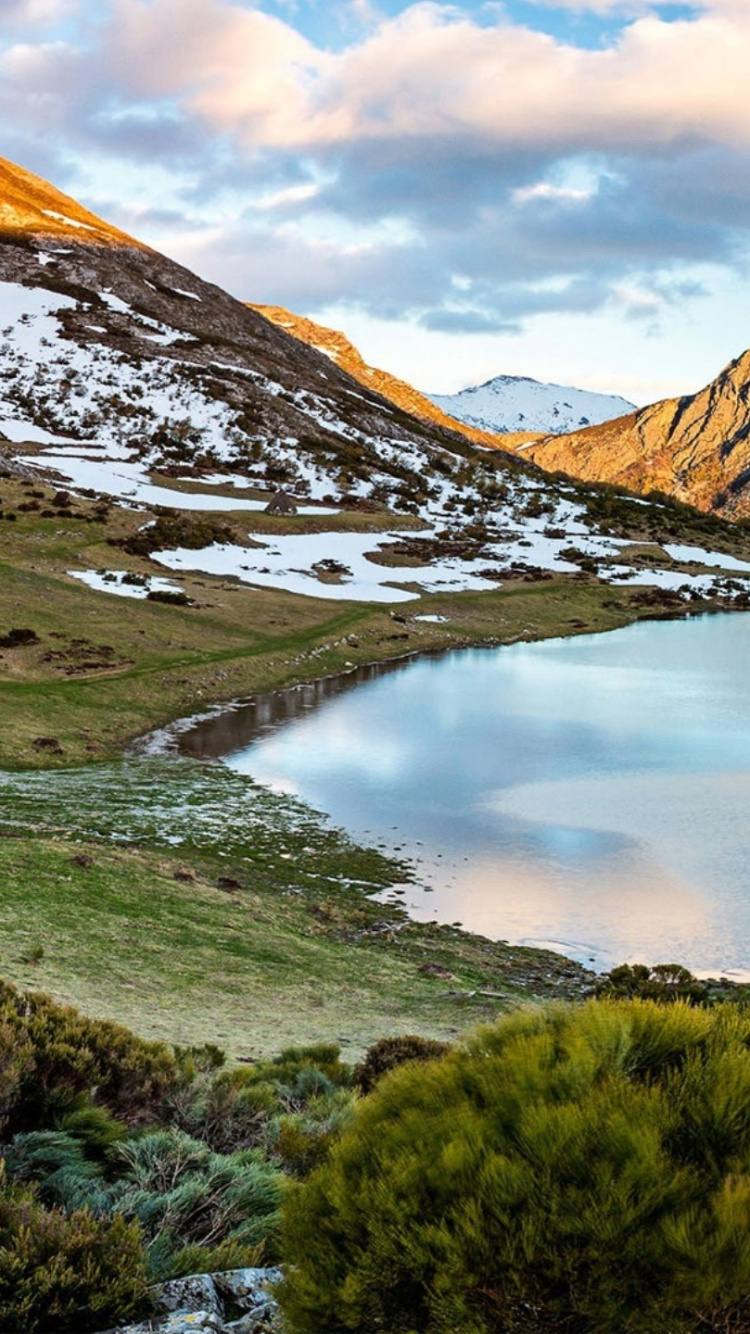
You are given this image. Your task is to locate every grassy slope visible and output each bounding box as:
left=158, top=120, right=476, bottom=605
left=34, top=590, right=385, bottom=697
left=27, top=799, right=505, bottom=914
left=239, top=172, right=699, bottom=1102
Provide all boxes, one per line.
left=0, top=832, right=587, bottom=1060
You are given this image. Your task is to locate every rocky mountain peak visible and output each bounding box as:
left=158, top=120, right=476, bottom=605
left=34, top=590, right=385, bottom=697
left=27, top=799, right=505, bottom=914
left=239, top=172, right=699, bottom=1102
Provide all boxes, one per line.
left=525, top=349, right=750, bottom=517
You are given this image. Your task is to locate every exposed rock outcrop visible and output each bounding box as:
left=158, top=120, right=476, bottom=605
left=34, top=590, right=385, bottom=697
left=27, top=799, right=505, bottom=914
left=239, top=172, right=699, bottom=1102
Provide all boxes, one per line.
left=100, top=1266, right=282, bottom=1334
left=525, top=350, right=750, bottom=518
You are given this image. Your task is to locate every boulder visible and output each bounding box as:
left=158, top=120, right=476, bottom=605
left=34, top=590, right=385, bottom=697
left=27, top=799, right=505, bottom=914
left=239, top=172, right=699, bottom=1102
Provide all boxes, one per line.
left=97, top=1267, right=282, bottom=1334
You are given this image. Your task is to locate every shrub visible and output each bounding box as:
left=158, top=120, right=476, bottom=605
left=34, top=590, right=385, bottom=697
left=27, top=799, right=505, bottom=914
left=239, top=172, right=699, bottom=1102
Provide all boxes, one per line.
left=167, top=1065, right=276, bottom=1153
left=146, top=589, right=192, bottom=606
left=106, top=1128, right=282, bottom=1278
left=0, top=980, right=180, bottom=1134
left=353, top=1034, right=451, bottom=1095
left=595, top=962, right=709, bottom=1005
left=279, top=1001, right=750, bottom=1334
left=0, top=1164, right=149, bottom=1333
left=0, top=628, right=39, bottom=648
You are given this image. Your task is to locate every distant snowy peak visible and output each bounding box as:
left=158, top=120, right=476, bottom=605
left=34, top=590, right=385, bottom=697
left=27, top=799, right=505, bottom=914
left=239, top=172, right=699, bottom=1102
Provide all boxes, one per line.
left=429, top=375, right=635, bottom=436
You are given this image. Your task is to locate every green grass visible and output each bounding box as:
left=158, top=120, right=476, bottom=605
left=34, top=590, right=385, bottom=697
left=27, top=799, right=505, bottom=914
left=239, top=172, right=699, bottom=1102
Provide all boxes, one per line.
left=0, top=470, right=743, bottom=1055
left=0, top=825, right=584, bottom=1060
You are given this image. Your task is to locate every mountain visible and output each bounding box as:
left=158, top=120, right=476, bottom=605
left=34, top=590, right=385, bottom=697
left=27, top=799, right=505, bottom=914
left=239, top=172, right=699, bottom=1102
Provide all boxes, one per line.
left=523, top=351, right=750, bottom=517
left=0, top=155, right=525, bottom=514
left=429, top=375, right=635, bottom=436
left=2, top=152, right=750, bottom=612
left=247, top=304, right=534, bottom=451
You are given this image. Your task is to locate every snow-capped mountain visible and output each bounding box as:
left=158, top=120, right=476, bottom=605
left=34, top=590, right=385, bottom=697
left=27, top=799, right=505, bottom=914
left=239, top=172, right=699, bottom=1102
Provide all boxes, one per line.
left=429, top=375, right=635, bottom=436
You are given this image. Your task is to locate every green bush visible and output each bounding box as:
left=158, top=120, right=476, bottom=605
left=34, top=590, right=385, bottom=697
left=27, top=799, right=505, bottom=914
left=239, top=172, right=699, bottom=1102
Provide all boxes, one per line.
left=279, top=1001, right=750, bottom=1334
left=595, top=962, right=709, bottom=1005
left=106, top=1128, right=282, bottom=1278
left=0, top=980, right=180, bottom=1133
left=353, top=1034, right=451, bottom=1095
left=0, top=1164, right=149, bottom=1334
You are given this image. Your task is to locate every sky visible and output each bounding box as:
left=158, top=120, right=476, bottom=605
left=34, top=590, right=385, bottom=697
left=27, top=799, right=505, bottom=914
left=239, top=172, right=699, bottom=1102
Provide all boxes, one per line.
left=0, top=0, right=749, bottom=403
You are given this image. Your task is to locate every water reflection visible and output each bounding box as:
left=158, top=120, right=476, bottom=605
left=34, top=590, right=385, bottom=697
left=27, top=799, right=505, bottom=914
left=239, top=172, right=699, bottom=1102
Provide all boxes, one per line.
left=176, top=613, right=750, bottom=976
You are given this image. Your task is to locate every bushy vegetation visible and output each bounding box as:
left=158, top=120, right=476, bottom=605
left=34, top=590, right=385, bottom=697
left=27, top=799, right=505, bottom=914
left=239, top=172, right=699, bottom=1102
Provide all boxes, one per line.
left=353, top=1034, right=450, bottom=1095
left=0, top=1165, right=149, bottom=1334
left=0, top=981, right=358, bottom=1324
left=113, top=512, right=235, bottom=556
left=280, top=1000, right=750, bottom=1334
left=0, top=980, right=180, bottom=1136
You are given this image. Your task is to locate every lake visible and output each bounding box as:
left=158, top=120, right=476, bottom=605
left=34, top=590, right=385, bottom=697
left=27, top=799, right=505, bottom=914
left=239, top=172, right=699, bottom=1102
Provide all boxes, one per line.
left=178, top=613, right=750, bottom=978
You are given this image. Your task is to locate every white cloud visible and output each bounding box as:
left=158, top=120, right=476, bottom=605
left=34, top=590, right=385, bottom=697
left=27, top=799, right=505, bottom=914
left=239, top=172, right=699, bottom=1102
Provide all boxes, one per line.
left=0, top=0, right=74, bottom=23
left=512, top=183, right=595, bottom=205
left=83, top=0, right=750, bottom=160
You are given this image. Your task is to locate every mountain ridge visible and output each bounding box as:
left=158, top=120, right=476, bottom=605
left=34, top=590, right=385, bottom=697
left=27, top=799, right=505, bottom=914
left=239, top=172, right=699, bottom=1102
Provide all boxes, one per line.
left=525, top=349, right=750, bottom=517
left=247, top=302, right=535, bottom=452
left=430, top=374, right=636, bottom=437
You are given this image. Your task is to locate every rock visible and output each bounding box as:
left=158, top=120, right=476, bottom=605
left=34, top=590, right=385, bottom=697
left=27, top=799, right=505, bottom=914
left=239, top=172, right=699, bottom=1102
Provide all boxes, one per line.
left=117, top=1313, right=223, bottom=1334
left=214, top=1267, right=282, bottom=1315
left=96, top=1267, right=282, bottom=1334
left=154, top=1273, right=222, bottom=1318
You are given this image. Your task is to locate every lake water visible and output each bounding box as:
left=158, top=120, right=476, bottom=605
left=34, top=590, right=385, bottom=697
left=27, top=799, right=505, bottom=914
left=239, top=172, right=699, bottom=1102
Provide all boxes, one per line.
left=178, top=614, right=750, bottom=978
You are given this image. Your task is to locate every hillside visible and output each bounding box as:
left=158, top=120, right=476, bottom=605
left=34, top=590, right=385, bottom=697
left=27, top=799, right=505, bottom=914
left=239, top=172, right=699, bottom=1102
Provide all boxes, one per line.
left=0, top=154, right=528, bottom=516
left=0, top=156, right=140, bottom=247
left=0, top=152, right=749, bottom=662
left=430, top=373, right=635, bottom=436
left=525, top=351, right=750, bottom=517
left=247, top=302, right=534, bottom=451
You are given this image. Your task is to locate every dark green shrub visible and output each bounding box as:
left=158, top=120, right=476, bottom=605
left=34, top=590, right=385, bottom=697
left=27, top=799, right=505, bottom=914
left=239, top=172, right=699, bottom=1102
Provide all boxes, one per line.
left=0, top=1165, right=149, bottom=1333
left=353, top=1034, right=450, bottom=1095
left=167, top=1066, right=276, bottom=1152
left=146, top=589, right=192, bottom=606
left=0, top=980, right=180, bottom=1133
left=280, top=1001, right=750, bottom=1334
left=0, top=628, right=39, bottom=648
left=117, top=513, right=234, bottom=556
left=596, top=962, right=709, bottom=1005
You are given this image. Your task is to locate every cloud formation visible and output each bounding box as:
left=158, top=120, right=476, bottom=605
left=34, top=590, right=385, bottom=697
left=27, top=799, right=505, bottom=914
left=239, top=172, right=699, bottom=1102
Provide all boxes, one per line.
left=0, top=0, right=747, bottom=356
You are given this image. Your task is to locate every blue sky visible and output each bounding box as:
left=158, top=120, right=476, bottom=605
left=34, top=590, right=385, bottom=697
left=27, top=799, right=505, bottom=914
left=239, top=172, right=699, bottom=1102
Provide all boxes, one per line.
left=0, top=0, right=748, bottom=404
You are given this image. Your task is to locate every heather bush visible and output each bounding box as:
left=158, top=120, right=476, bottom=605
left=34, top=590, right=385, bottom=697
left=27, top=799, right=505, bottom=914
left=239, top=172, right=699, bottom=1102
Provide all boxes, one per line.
left=0, top=981, right=180, bottom=1133
left=280, top=1001, right=750, bottom=1334
left=0, top=1165, right=149, bottom=1333
left=353, top=1034, right=450, bottom=1095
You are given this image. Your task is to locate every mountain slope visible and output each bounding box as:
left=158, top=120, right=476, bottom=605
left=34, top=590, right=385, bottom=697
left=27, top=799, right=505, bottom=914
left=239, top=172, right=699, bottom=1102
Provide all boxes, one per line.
left=247, top=303, right=533, bottom=451
left=0, top=154, right=532, bottom=514
left=524, top=351, right=750, bottom=517
left=3, top=153, right=750, bottom=618
left=430, top=375, right=635, bottom=436
left=0, top=157, right=139, bottom=247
